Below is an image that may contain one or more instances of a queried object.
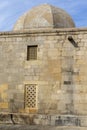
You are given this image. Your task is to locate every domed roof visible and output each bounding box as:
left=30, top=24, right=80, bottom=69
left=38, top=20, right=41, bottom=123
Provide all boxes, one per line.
left=13, top=4, right=75, bottom=30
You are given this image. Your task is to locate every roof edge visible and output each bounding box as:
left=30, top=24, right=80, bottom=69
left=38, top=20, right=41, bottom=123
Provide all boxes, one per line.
left=0, top=27, right=87, bottom=36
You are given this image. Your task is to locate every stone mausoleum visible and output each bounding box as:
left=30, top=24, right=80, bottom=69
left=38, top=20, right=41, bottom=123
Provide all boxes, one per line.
left=0, top=3, right=87, bottom=129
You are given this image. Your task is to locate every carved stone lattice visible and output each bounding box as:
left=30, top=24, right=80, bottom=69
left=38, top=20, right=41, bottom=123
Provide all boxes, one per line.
left=25, top=84, right=36, bottom=108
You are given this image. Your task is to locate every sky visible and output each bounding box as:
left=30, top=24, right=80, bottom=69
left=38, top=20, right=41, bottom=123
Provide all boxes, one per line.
left=0, top=0, right=87, bottom=31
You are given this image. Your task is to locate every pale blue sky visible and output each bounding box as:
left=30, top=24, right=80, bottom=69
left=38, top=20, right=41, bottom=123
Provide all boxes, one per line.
left=0, top=0, right=87, bottom=31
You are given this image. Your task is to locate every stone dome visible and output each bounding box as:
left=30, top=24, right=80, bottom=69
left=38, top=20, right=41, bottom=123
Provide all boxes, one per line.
left=13, top=4, right=75, bottom=30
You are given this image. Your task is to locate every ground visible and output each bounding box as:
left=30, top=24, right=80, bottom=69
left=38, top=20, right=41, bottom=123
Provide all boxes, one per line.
left=0, top=125, right=86, bottom=130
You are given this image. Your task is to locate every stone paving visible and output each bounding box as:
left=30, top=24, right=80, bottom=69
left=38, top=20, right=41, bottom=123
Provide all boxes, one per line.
left=0, top=125, right=86, bottom=130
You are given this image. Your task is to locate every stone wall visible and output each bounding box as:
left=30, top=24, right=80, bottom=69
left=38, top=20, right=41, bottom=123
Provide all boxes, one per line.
left=0, top=28, right=87, bottom=118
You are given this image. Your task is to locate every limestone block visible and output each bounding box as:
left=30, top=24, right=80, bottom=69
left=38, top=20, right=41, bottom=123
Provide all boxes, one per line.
left=0, top=84, right=8, bottom=92
left=78, top=34, right=83, bottom=39
left=76, top=51, right=85, bottom=56
left=0, top=84, right=8, bottom=103
left=47, top=36, right=55, bottom=40
left=0, top=114, right=12, bottom=124
left=0, top=102, right=8, bottom=108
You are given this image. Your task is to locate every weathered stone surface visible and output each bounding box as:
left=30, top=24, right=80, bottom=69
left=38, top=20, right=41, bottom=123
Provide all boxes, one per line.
left=0, top=28, right=87, bottom=117
left=0, top=28, right=87, bottom=127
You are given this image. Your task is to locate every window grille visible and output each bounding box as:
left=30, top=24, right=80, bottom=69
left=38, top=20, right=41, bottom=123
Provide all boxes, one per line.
left=25, top=84, right=37, bottom=108
left=27, top=45, right=37, bottom=60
